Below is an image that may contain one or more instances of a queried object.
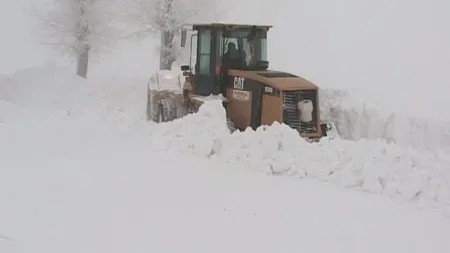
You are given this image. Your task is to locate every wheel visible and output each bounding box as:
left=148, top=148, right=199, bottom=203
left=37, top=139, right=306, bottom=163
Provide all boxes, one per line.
left=160, top=99, right=177, bottom=122
left=320, top=123, right=328, bottom=137
left=146, top=93, right=153, bottom=121
left=226, top=117, right=237, bottom=133
left=147, top=93, right=162, bottom=122
left=320, top=122, right=340, bottom=138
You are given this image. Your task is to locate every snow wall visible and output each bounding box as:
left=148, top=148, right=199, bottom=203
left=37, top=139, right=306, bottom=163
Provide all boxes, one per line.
left=319, top=88, right=450, bottom=152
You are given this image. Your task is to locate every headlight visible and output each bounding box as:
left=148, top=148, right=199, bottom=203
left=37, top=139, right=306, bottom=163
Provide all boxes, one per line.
left=297, top=99, right=313, bottom=122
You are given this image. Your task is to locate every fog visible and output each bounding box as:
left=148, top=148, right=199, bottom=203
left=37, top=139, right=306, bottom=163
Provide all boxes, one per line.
left=2, top=0, right=449, bottom=98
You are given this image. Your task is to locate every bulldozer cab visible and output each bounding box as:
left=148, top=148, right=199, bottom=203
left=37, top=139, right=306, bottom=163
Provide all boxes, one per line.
left=180, top=23, right=272, bottom=96
left=177, top=23, right=338, bottom=139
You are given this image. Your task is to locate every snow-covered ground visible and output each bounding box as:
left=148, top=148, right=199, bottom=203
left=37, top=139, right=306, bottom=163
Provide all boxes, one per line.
left=1, top=67, right=450, bottom=253
left=2, top=0, right=450, bottom=252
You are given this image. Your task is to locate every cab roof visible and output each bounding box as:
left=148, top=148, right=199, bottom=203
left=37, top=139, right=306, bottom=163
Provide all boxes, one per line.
left=192, top=23, right=273, bottom=31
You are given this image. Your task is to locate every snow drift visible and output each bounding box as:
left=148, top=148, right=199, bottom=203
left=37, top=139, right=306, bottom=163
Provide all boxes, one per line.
left=4, top=64, right=148, bottom=126
left=150, top=100, right=450, bottom=206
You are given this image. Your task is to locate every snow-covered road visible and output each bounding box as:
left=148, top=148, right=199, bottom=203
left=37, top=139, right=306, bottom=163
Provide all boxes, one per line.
left=1, top=116, right=449, bottom=253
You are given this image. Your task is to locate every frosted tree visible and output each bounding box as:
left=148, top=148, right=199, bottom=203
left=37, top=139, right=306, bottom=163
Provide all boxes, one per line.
left=34, top=0, right=121, bottom=78
left=129, top=0, right=222, bottom=70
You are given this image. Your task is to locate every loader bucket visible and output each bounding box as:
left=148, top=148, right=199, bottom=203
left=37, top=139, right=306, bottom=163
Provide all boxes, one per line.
left=146, top=71, right=189, bottom=123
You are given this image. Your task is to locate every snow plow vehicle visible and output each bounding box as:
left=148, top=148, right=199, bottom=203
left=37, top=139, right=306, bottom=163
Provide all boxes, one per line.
left=147, top=23, right=338, bottom=140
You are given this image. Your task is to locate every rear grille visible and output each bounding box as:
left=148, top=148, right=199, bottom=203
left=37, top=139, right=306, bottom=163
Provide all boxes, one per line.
left=282, top=90, right=318, bottom=134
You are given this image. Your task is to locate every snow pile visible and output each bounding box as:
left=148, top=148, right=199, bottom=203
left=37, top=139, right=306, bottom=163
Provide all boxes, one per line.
left=151, top=100, right=450, bottom=206
left=151, top=99, right=230, bottom=157
left=320, top=88, right=450, bottom=152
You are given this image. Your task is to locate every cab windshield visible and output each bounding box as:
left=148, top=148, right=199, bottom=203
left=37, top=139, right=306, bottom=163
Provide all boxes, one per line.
left=220, top=29, right=267, bottom=70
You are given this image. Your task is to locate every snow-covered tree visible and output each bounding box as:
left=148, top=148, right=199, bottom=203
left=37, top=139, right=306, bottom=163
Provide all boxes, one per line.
left=129, top=0, right=222, bottom=70
left=34, top=0, right=121, bottom=78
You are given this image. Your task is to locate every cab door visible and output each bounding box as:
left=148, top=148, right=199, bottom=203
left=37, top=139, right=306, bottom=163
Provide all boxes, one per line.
left=195, top=29, right=215, bottom=96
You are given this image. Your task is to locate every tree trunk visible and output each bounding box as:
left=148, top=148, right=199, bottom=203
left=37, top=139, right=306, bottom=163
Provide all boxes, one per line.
left=76, top=44, right=90, bottom=78
left=159, top=31, right=175, bottom=70
left=158, top=0, right=176, bottom=70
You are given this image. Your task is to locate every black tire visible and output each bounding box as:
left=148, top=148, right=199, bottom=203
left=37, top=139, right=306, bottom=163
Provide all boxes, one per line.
left=320, top=123, right=328, bottom=137
left=227, top=117, right=237, bottom=133
left=160, top=99, right=177, bottom=122
left=148, top=100, right=162, bottom=123
left=146, top=94, right=153, bottom=121
left=158, top=103, right=165, bottom=122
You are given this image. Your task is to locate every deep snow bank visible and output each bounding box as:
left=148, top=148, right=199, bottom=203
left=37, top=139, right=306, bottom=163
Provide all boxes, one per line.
left=319, top=88, right=450, bottom=152
left=6, top=64, right=148, bottom=125
left=150, top=100, right=450, bottom=206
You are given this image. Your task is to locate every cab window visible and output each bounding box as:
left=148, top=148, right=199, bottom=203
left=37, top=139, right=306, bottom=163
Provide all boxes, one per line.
left=198, top=29, right=211, bottom=75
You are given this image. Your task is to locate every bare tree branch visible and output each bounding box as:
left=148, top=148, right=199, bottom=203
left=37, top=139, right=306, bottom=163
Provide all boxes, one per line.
left=25, top=0, right=128, bottom=77
left=127, top=0, right=223, bottom=69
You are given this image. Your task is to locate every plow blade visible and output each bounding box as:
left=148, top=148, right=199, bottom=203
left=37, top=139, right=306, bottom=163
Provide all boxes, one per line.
left=145, top=70, right=188, bottom=123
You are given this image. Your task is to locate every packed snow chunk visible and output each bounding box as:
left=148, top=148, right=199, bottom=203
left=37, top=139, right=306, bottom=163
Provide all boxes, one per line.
left=219, top=122, right=312, bottom=176
left=320, top=88, right=450, bottom=152
left=150, top=100, right=230, bottom=157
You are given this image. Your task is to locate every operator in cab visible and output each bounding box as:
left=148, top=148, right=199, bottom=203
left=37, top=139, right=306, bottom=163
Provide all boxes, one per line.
left=223, top=42, right=246, bottom=69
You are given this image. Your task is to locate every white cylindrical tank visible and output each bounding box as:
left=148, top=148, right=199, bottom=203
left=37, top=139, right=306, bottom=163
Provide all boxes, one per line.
left=297, top=99, right=313, bottom=122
